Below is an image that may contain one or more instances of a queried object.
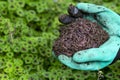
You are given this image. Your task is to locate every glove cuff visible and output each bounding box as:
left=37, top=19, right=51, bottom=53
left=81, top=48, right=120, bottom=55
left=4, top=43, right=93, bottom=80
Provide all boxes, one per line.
left=111, top=48, right=120, bottom=64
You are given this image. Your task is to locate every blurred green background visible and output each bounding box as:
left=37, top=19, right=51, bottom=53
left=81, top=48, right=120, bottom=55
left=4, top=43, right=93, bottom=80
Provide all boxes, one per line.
left=0, top=0, right=120, bottom=80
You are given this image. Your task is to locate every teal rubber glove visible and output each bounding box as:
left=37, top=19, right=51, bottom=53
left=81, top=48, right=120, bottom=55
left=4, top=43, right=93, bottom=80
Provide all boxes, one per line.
left=56, top=3, right=120, bottom=71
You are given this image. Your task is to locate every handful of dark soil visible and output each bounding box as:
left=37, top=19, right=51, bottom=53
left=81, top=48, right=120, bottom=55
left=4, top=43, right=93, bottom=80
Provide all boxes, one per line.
left=53, top=4, right=109, bottom=57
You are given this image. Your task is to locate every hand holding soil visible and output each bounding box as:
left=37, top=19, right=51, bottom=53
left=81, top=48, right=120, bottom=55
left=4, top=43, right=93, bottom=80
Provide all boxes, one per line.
left=53, top=4, right=109, bottom=57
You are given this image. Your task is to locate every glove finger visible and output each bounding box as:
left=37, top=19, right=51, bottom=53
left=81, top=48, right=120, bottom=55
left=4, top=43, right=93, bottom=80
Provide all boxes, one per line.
left=73, top=48, right=113, bottom=62
left=95, top=13, right=120, bottom=35
left=73, top=36, right=120, bottom=63
left=58, top=55, right=110, bottom=70
left=58, top=54, right=80, bottom=69
left=100, top=36, right=120, bottom=47
left=76, top=3, right=120, bottom=36
left=76, top=3, right=108, bottom=13
left=58, top=14, right=75, bottom=24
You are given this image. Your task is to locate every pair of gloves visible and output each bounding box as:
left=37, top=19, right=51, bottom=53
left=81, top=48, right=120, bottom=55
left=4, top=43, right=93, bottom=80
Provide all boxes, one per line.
left=53, top=3, right=120, bottom=70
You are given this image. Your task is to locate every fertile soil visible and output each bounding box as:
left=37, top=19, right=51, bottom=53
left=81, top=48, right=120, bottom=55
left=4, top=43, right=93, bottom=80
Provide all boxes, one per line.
left=53, top=18, right=109, bottom=57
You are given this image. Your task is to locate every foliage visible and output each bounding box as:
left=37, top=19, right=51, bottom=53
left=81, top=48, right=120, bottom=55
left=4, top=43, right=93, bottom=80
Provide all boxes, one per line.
left=0, top=0, right=120, bottom=80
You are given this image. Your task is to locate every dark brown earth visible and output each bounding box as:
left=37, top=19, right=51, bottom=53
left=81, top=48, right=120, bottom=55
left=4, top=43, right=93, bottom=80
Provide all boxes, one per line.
left=53, top=18, right=109, bottom=57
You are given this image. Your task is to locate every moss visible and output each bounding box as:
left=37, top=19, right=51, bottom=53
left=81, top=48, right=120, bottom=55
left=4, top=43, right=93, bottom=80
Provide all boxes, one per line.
left=0, top=0, right=119, bottom=80
left=6, top=52, right=14, bottom=58
left=0, top=74, right=9, bottom=80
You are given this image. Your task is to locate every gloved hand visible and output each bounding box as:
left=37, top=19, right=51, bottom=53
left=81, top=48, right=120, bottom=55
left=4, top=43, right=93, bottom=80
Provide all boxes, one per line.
left=53, top=3, right=120, bottom=71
